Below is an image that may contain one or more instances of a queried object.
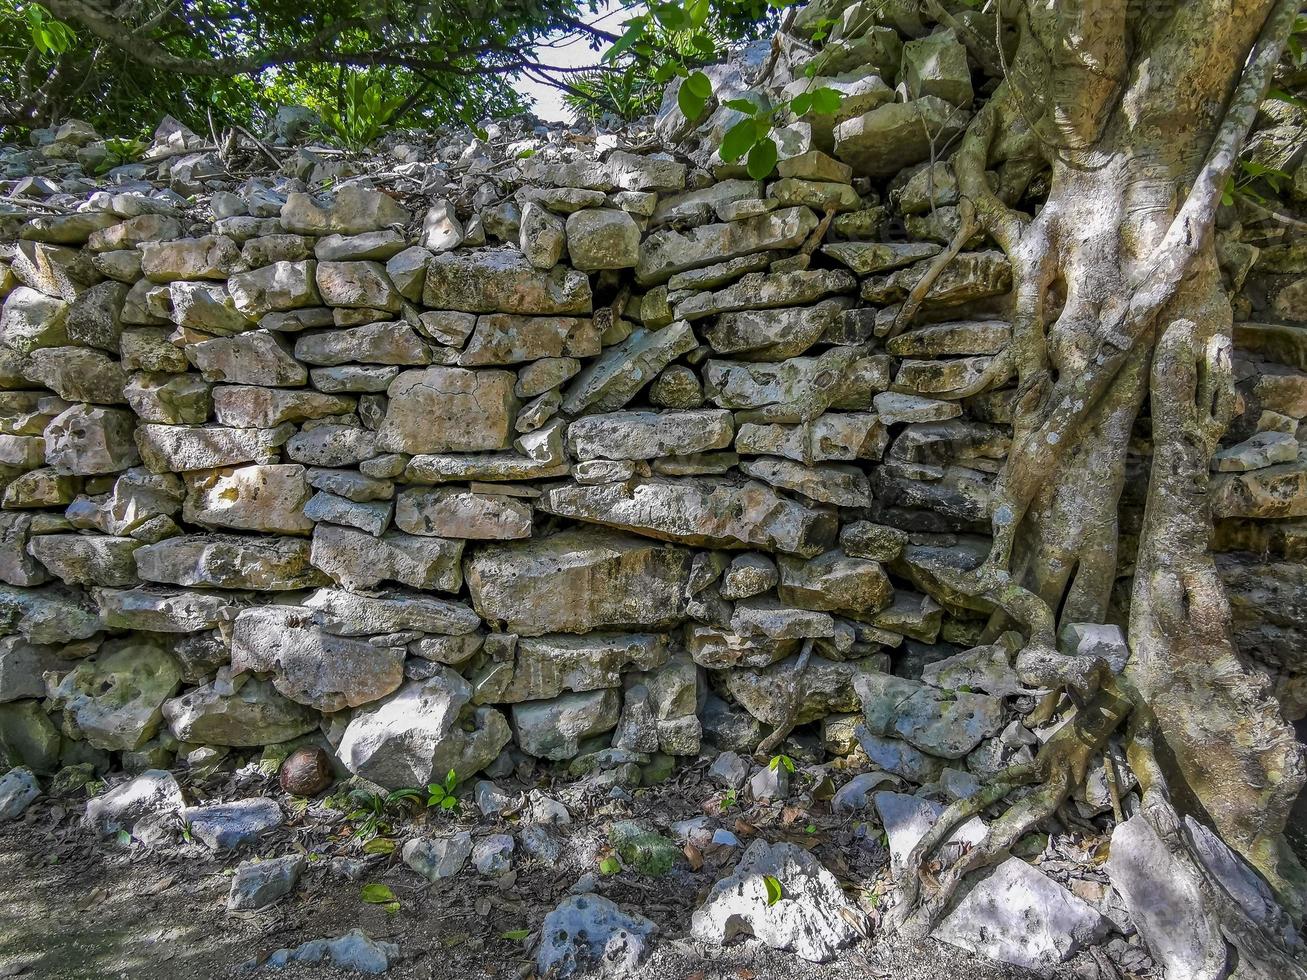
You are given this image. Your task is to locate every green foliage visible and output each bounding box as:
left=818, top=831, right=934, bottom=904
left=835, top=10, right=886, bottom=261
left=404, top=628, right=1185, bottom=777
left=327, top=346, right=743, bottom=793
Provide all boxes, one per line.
left=346, top=786, right=423, bottom=841
left=768, top=753, right=795, bottom=773
left=320, top=72, right=411, bottom=149
left=93, top=136, right=148, bottom=175
left=1223, top=158, right=1293, bottom=207
left=763, top=874, right=783, bottom=905
left=18, top=2, right=73, bottom=56
left=598, top=855, right=622, bottom=875
left=360, top=882, right=400, bottom=913
left=426, top=769, right=460, bottom=812
left=561, top=68, right=664, bottom=122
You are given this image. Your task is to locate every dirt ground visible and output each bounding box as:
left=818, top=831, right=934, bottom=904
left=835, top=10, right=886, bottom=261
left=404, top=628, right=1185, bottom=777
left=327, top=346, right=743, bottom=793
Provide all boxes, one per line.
left=0, top=760, right=1076, bottom=980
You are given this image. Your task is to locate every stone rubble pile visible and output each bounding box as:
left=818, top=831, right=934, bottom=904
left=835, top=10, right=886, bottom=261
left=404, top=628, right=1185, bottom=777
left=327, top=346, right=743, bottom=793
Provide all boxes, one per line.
left=0, top=0, right=1305, bottom=974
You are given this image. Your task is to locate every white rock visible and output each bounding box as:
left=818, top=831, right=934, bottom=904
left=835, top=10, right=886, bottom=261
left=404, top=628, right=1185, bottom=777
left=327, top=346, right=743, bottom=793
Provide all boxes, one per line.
left=537, top=894, right=657, bottom=978
left=691, top=839, right=863, bottom=962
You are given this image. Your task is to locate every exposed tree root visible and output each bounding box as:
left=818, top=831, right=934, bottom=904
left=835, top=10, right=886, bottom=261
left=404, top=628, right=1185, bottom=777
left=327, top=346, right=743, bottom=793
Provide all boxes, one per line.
left=755, top=637, right=815, bottom=758
left=878, top=1, right=1307, bottom=973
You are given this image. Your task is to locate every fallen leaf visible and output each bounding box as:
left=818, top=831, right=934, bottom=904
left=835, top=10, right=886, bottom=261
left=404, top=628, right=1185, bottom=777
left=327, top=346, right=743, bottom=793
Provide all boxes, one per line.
left=683, top=842, right=703, bottom=871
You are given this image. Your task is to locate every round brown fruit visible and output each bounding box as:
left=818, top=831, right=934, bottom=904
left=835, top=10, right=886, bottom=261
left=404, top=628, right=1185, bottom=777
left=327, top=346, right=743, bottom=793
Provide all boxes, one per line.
left=279, top=746, right=333, bottom=796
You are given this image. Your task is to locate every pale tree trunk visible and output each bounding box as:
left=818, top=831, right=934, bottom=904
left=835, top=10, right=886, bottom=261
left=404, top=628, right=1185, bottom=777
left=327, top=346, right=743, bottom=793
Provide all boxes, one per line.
left=886, top=0, right=1307, bottom=971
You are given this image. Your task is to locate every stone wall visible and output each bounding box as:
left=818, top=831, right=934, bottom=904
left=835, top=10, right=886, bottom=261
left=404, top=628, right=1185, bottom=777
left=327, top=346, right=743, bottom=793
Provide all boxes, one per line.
left=1, top=1, right=1305, bottom=792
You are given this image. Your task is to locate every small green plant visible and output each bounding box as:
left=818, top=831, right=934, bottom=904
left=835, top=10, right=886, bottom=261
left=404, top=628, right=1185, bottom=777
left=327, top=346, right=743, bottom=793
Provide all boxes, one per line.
left=426, top=769, right=460, bottom=812
left=1222, top=158, right=1292, bottom=207
left=19, top=3, right=75, bottom=56
left=769, top=753, right=795, bottom=774
left=320, top=72, right=411, bottom=150
left=599, top=855, right=622, bottom=875
left=721, top=788, right=737, bottom=809
left=763, top=874, right=783, bottom=906
left=346, top=786, right=422, bottom=841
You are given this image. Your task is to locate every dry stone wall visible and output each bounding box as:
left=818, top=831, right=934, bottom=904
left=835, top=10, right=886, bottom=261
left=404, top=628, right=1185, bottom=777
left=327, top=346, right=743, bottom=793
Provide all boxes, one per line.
left=1, top=2, right=1305, bottom=796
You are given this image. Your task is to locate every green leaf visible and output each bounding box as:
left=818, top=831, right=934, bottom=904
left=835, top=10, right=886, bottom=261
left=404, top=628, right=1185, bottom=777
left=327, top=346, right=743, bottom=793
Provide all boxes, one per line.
left=720, top=118, right=757, bottom=162
left=440, top=796, right=457, bottom=811
left=686, top=0, right=711, bottom=28
left=603, top=18, right=647, bottom=64
left=361, top=883, right=397, bottom=904
left=116, top=829, right=132, bottom=845
left=654, top=62, right=679, bottom=83
left=652, top=3, right=688, bottom=31
left=362, top=838, right=396, bottom=855
left=599, top=856, right=622, bottom=875
left=500, top=929, right=530, bottom=941
left=684, top=70, right=712, bottom=100
left=764, top=874, right=783, bottom=906
left=723, top=98, right=760, bottom=114
left=747, top=138, right=773, bottom=180
left=678, top=77, right=709, bottom=122
left=791, top=92, right=812, bottom=116
left=810, top=87, right=843, bottom=114
left=690, top=33, right=716, bottom=55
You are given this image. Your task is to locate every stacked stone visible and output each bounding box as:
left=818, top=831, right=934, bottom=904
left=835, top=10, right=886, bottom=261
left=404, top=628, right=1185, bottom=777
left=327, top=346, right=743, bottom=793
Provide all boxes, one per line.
left=0, top=0, right=1303, bottom=796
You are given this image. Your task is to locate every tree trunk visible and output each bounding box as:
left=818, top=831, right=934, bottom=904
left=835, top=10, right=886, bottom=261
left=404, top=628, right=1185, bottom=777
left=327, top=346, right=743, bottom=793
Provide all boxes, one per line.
left=889, top=0, right=1307, bottom=967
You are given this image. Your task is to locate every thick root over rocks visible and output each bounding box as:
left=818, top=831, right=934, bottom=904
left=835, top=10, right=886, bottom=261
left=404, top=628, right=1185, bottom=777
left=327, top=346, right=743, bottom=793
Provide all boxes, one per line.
left=879, top=0, right=1307, bottom=974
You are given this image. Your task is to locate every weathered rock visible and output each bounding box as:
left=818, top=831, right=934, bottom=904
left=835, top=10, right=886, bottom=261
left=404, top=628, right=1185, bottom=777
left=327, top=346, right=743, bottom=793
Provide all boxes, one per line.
left=182, top=797, right=282, bottom=849
left=85, top=770, right=184, bottom=838
left=262, top=930, right=399, bottom=974
left=738, top=457, right=871, bottom=507
left=135, top=422, right=292, bottom=472
left=310, top=524, right=463, bottom=592
left=211, top=385, right=353, bottom=428
left=538, top=478, right=837, bottom=557
left=123, top=372, right=212, bottom=425
left=49, top=637, right=181, bottom=750
left=395, top=487, right=532, bottom=540
left=724, top=654, right=878, bottom=726
left=561, top=320, right=697, bottom=415
left=134, top=534, right=327, bottom=590
left=705, top=299, right=851, bottom=360
left=537, top=894, right=657, bottom=979
left=487, top=633, right=668, bottom=704
left=26, top=533, right=141, bottom=587
left=423, top=249, right=591, bottom=314
left=0, top=767, right=39, bottom=820
left=511, top=688, right=621, bottom=760
left=228, top=854, right=305, bottom=911
left=1, top=286, right=69, bottom=352
left=519, top=203, right=566, bottom=269
left=279, top=745, right=334, bottom=796
left=636, top=207, right=819, bottom=285
left=25, top=346, right=128, bottom=404
left=566, top=410, right=733, bottom=461
left=280, top=187, right=410, bottom=236
left=834, top=97, right=968, bottom=177
left=338, top=668, right=511, bottom=788
left=185, top=331, right=306, bottom=386
left=777, top=549, right=892, bottom=618
left=230, top=605, right=403, bottom=712
left=736, top=413, right=887, bottom=464
left=403, top=832, right=473, bottom=881
left=873, top=791, right=987, bottom=872
left=376, top=366, right=517, bottom=454
left=140, top=236, right=240, bottom=283
left=314, top=261, right=401, bottom=311
left=565, top=209, right=642, bottom=271
left=182, top=463, right=313, bottom=534
left=466, top=527, right=690, bottom=636
left=302, top=587, right=480, bottom=636
left=691, top=839, right=863, bottom=962
left=936, top=857, right=1109, bottom=971
left=228, top=260, right=321, bottom=317
left=856, top=672, right=1001, bottom=758
left=163, top=675, right=319, bottom=746
left=0, top=583, right=101, bottom=644
left=45, top=407, right=140, bottom=475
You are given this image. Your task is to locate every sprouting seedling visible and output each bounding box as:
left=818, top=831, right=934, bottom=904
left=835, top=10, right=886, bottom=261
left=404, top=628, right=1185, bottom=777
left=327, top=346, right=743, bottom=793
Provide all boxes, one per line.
left=427, top=768, right=459, bottom=812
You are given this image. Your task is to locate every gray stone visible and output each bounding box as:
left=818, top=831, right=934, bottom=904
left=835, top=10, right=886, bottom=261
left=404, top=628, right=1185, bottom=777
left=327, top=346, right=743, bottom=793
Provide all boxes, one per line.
left=134, top=534, right=327, bottom=590
left=537, top=894, right=657, bottom=979
left=402, top=832, right=473, bottom=880
left=395, top=487, right=532, bottom=540
left=228, top=260, right=321, bottom=317
left=280, top=187, right=410, bottom=236
left=935, top=858, right=1109, bottom=971
left=831, top=771, right=896, bottom=813
left=511, top=688, right=621, bottom=760
left=163, top=675, right=319, bottom=746
left=561, top=320, right=697, bottom=416
left=228, top=854, right=305, bottom=911
left=135, top=422, right=292, bottom=472
left=295, top=321, right=430, bottom=366
left=519, top=203, right=566, bottom=269
left=460, top=314, right=599, bottom=366
left=263, top=930, right=398, bottom=974
left=690, top=839, right=863, bottom=963
left=856, top=672, right=1001, bottom=758
left=182, top=797, right=282, bottom=849
left=338, top=669, right=511, bottom=788
left=566, top=410, right=733, bottom=461
left=231, top=605, right=404, bottom=712
left=538, top=478, right=837, bottom=557
left=423, top=249, right=591, bottom=314
left=49, top=638, right=181, bottom=750
left=211, top=385, right=354, bottom=428
left=302, top=587, right=480, bottom=637
left=636, top=207, right=819, bottom=285
left=566, top=209, right=641, bottom=271
left=377, top=366, right=517, bottom=454
left=465, top=527, right=690, bottom=636
left=85, top=769, right=184, bottom=838
left=310, top=524, right=463, bottom=592
left=26, top=533, right=141, bottom=587
left=472, top=833, right=514, bottom=875
left=303, top=491, right=392, bottom=536
left=873, top=791, right=986, bottom=872
left=834, top=97, right=968, bottom=178
left=0, top=767, right=39, bottom=820
left=182, top=463, right=313, bottom=534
